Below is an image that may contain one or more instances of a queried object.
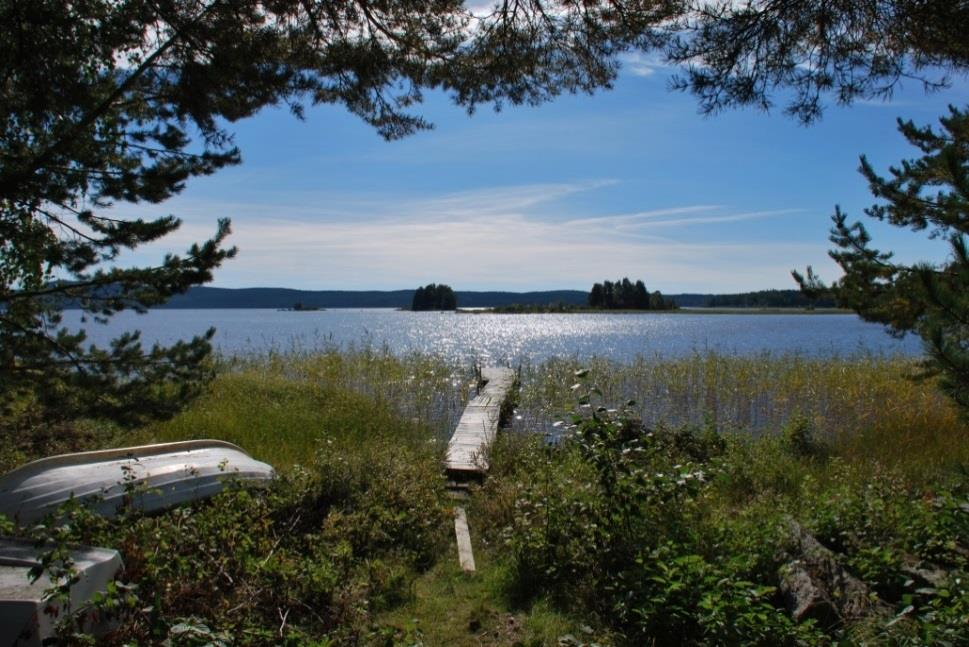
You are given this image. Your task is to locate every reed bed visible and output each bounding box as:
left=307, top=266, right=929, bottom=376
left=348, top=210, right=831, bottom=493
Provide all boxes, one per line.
left=138, top=348, right=968, bottom=475
left=232, top=346, right=475, bottom=438
left=512, top=352, right=968, bottom=474
left=137, top=348, right=474, bottom=468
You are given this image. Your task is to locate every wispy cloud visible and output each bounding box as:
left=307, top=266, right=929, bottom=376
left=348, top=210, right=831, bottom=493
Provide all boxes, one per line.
left=114, top=180, right=829, bottom=292
left=620, top=52, right=672, bottom=78
left=563, top=205, right=720, bottom=228
left=625, top=208, right=802, bottom=228
left=395, top=179, right=618, bottom=220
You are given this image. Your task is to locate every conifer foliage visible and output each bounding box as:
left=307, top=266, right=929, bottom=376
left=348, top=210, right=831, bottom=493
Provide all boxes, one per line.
left=587, top=277, right=674, bottom=310
left=0, top=1, right=679, bottom=428
left=411, top=284, right=457, bottom=311
left=795, top=107, right=969, bottom=411
left=668, top=1, right=969, bottom=123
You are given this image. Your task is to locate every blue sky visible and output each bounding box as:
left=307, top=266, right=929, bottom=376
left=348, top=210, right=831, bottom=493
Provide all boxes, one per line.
left=125, top=57, right=967, bottom=293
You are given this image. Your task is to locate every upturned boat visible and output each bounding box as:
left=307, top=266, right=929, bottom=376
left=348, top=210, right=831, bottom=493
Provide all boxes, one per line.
left=0, top=440, right=274, bottom=525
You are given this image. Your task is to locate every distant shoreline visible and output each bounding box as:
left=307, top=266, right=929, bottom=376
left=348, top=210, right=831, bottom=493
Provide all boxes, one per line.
left=73, top=286, right=830, bottom=310
left=671, top=307, right=851, bottom=315
left=60, top=304, right=852, bottom=315
left=458, top=307, right=852, bottom=315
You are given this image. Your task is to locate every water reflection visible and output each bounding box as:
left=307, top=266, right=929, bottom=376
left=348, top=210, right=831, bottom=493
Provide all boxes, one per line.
left=61, top=308, right=922, bottom=364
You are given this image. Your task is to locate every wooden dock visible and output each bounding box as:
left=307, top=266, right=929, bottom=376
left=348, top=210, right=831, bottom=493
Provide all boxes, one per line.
left=445, top=367, right=517, bottom=477
left=446, top=366, right=517, bottom=572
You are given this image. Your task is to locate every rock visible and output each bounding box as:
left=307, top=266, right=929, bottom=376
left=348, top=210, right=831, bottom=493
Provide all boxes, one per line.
left=778, top=518, right=890, bottom=628
left=779, top=559, right=840, bottom=627
left=900, top=562, right=948, bottom=590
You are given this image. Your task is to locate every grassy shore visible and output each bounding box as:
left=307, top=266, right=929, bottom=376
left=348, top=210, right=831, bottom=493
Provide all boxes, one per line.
left=3, top=349, right=968, bottom=644
left=514, top=353, right=966, bottom=477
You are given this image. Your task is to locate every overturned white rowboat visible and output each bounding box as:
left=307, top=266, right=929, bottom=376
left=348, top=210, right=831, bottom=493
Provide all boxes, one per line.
left=0, top=440, right=274, bottom=526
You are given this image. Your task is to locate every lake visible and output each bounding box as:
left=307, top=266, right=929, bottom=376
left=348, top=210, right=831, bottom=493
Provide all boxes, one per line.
left=60, top=308, right=923, bottom=365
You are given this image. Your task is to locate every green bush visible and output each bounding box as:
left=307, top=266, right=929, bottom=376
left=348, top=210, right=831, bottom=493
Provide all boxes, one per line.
left=488, top=374, right=969, bottom=645
left=19, top=439, right=449, bottom=644
left=496, top=385, right=821, bottom=645
left=314, top=436, right=450, bottom=569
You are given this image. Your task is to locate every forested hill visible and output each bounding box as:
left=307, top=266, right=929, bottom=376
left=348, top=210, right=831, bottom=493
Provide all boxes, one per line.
left=153, top=287, right=829, bottom=309
left=158, top=287, right=591, bottom=308
left=702, top=289, right=837, bottom=308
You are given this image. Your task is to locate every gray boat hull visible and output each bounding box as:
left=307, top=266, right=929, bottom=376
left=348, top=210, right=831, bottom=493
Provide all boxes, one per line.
left=0, top=440, right=274, bottom=526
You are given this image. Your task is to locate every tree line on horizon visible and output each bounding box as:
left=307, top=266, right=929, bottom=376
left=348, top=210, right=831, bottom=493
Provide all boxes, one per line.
left=705, top=289, right=837, bottom=309
left=588, top=278, right=675, bottom=310
left=411, top=284, right=457, bottom=311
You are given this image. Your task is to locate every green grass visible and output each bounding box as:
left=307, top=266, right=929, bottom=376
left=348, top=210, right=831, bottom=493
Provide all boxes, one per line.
left=131, top=349, right=472, bottom=469
left=6, top=348, right=969, bottom=644
left=514, top=353, right=968, bottom=478
left=379, top=551, right=590, bottom=646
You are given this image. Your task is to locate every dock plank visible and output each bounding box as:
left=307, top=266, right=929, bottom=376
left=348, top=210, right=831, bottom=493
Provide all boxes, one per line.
left=445, top=367, right=516, bottom=476
left=445, top=367, right=517, bottom=571
left=454, top=506, right=476, bottom=572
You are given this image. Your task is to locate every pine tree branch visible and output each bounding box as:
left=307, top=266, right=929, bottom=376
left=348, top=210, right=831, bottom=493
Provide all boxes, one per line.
left=1, top=315, right=90, bottom=376
left=0, top=2, right=218, bottom=200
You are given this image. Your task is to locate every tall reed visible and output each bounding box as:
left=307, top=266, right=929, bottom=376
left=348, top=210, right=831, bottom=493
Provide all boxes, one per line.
left=513, top=353, right=968, bottom=474
left=137, top=348, right=474, bottom=468
left=140, top=349, right=968, bottom=475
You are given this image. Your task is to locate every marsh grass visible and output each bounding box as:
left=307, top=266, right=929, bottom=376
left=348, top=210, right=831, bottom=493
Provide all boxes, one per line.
left=5, top=348, right=963, bottom=478
left=513, top=353, right=968, bottom=476
left=134, top=348, right=474, bottom=469
left=118, top=349, right=969, bottom=482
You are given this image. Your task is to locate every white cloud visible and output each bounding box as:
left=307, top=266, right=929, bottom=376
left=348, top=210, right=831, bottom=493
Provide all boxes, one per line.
left=619, top=52, right=671, bottom=78
left=465, top=1, right=498, bottom=19
left=112, top=180, right=829, bottom=292
left=397, top=179, right=618, bottom=220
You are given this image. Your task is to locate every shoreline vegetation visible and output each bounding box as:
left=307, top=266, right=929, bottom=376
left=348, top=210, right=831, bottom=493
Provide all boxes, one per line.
left=277, top=301, right=325, bottom=311
left=142, top=286, right=837, bottom=310
left=2, top=349, right=967, bottom=644
left=461, top=304, right=853, bottom=315
left=411, top=283, right=458, bottom=311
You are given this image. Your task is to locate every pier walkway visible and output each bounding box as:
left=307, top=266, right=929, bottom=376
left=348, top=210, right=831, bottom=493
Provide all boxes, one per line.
left=445, top=367, right=517, bottom=571
left=445, top=367, right=516, bottom=476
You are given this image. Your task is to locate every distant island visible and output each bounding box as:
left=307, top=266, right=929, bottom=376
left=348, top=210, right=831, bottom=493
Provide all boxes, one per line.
left=133, top=286, right=839, bottom=310
left=486, top=278, right=677, bottom=313
left=410, top=283, right=457, bottom=311
left=588, top=278, right=676, bottom=310
left=278, top=302, right=323, bottom=312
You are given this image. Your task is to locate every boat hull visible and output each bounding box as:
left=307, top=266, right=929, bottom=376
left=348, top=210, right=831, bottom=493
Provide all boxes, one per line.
left=0, top=440, right=274, bottom=526
left=0, top=538, right=122, bottom=646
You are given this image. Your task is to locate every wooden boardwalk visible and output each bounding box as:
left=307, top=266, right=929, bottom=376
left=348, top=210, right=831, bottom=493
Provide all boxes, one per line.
left=445, top=367, right=517, bottom=476
left=446, top=367, right=517, bottom=572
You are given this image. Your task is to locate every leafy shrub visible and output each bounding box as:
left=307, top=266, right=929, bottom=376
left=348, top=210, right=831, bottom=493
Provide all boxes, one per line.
left=497, top=378, right=822, bottom=645
left=314, top=436, right=450, bottom=569
left=20, top=438, right=449, bottom=645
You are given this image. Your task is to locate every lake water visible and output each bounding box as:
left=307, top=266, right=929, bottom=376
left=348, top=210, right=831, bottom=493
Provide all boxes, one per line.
left=60, top=308, right=923, bottom=365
